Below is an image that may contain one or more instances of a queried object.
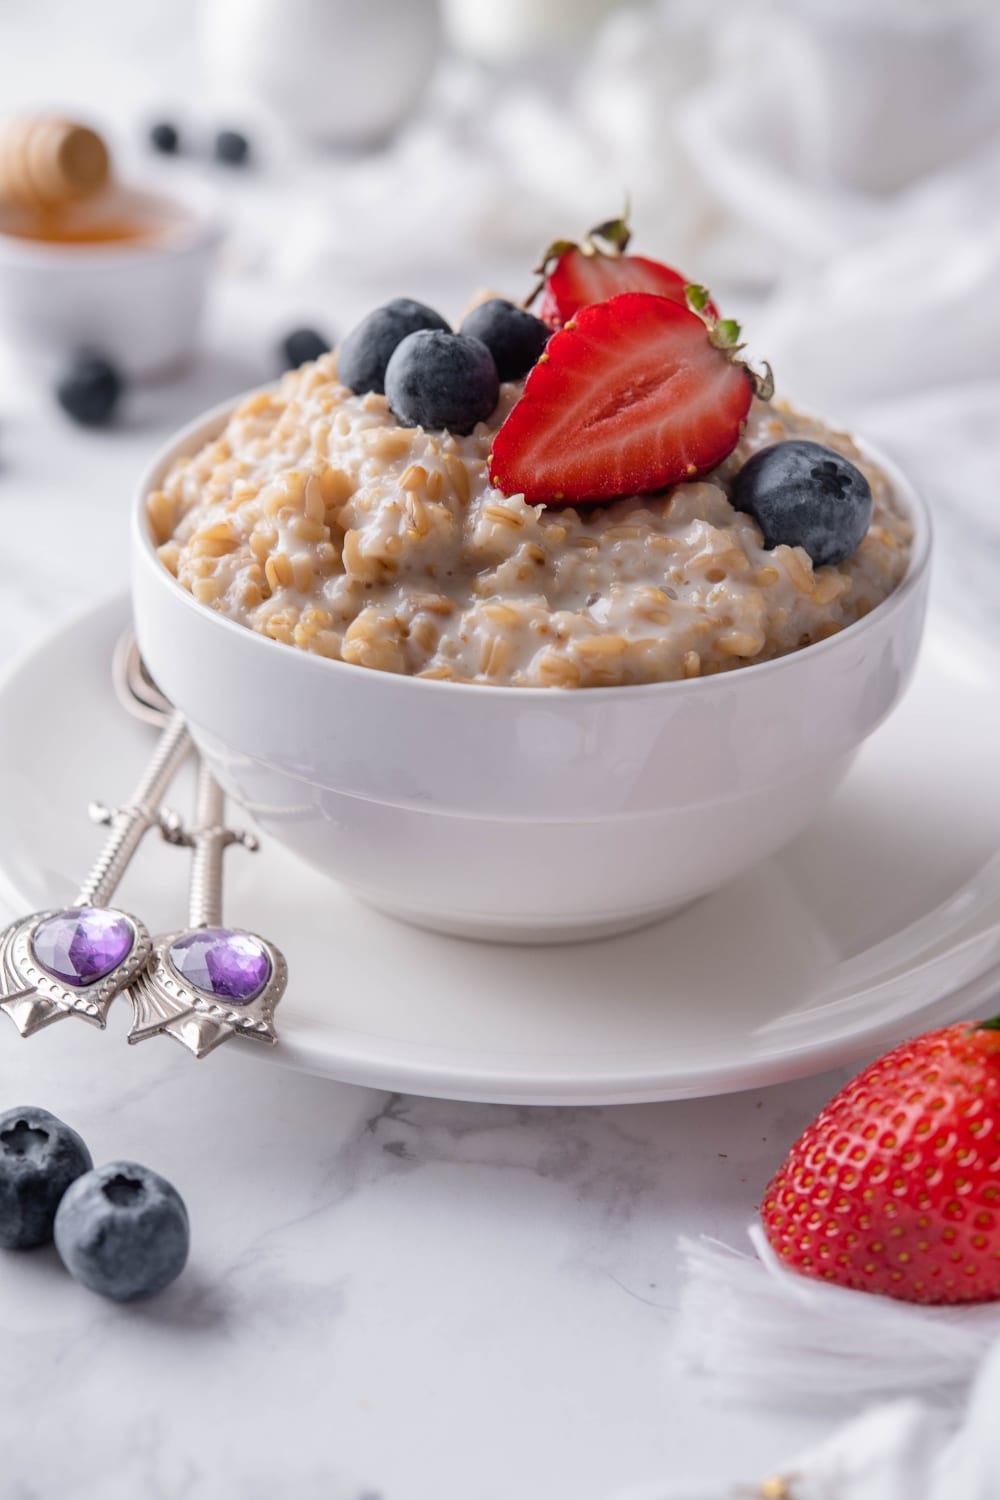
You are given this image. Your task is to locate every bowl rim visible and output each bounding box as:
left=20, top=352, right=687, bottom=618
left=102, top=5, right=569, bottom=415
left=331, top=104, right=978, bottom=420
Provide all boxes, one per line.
left=133, top=389, right=933, bottom=702
left=0, top=182, right=223, bottom=269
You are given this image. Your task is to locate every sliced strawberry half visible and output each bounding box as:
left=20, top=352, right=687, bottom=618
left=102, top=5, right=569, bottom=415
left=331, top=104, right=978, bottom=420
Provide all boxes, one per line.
left=539, top=251, right=693, bottom=328
left=489, top=292, right=755, bottom=507
left=531, top=213, right=716, bottom=329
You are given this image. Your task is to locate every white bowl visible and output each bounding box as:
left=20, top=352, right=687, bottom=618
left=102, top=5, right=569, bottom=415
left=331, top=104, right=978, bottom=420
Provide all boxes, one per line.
left=0, top=185, right=222, bottom=381
left=132, top=399, right=932, bottom=944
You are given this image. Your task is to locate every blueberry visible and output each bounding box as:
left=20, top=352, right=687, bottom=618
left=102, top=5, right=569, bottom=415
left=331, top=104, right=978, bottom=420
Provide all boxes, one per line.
left=338, top=298, right=450, bottom=396
left=56, top=352, right=123, bottom=428
left=280, top=326, right=332, bottom=371
left=386, top=331, right=499, bottom=435
left=731, top=440, right=873, bottom=567
left=148, top=121, right=180, bottom=155
left=54, top=1160, right=189, bottom=1301
left=0, top=1107, right=92, bottom=1250
left=459, top=299, right=549, bottom=382
left=214, top=129, right=250, bottom=166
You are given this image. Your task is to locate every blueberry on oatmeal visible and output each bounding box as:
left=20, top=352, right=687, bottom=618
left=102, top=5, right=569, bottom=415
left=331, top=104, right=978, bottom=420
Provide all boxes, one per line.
left=280, top=326, right=332, bottom=371
left=0, top=1107, right=92, bottom=1249
left=459, top=299, right=549, bottom=382
left=385, top=330, right=499, bottom=435
left=732, top=440, right=874, bottom=568
left=338, top=298, right=450, bottom=396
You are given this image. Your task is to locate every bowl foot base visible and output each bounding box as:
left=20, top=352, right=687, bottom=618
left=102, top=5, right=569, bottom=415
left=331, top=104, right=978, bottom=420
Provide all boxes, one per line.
left=358, top=896, right=699, bottom=947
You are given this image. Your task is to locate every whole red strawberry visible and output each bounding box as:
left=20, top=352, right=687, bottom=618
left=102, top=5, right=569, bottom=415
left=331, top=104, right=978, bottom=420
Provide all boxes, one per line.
left=762, top=1019, right=1000, bottom=1304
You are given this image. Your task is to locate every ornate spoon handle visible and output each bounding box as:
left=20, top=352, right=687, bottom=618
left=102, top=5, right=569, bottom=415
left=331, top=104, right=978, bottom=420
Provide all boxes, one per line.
left=76, top=711, right=191, bottom=907
left=185, top=761, right=253, bottom=928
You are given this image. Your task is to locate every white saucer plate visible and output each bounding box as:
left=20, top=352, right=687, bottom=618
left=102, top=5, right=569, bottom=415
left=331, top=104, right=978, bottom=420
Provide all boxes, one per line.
left=1, top=595, right=999, bottom=1105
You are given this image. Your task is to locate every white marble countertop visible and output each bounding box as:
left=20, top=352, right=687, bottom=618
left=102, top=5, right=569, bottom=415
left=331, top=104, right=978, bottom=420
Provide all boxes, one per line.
left=1, top=9, right=997, bottom=1496
left=2, top=1004, right=849, bottom=1499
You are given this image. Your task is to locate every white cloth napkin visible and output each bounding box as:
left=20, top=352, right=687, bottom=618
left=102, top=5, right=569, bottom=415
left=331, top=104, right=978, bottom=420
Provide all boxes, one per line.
left=674, top=1229, right=1000, bottom=1412
left=615, top=1372, right=998, bottom=1499
left=605, top=1230, right=1000, bottom=1500
left=267, top=0, right=1000, bottom=282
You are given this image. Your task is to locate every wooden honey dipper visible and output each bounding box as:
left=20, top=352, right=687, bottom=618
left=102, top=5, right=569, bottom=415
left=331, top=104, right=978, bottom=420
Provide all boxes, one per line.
left=0, top=116, right=110, bottom=210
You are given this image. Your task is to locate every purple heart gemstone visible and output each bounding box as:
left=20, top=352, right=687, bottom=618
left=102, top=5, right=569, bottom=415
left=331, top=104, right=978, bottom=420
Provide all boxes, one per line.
left=168, top=929, right=270, bottom=1005
left=31, top=908, right=134, bottom=988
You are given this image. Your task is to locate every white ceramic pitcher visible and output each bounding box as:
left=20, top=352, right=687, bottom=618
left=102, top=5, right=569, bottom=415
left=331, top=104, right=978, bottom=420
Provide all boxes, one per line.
left=200, top=0, right=441, bottom=147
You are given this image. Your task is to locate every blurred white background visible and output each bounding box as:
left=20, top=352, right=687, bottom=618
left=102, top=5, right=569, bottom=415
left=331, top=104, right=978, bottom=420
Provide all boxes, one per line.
left=3, top=0, right=1000, bottom=388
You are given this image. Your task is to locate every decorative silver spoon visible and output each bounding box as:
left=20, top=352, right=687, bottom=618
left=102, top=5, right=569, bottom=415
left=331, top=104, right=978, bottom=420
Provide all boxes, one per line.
left=113, top=636, right=287, bottom=1059
left=127, top=759, right=287, bottom=1058
left=0, top=679, right=190, bottom=1037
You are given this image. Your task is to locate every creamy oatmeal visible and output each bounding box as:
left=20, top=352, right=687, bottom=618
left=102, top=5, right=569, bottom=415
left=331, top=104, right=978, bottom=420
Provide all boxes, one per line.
left=147, top=357, right=912, bottom=688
